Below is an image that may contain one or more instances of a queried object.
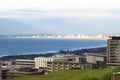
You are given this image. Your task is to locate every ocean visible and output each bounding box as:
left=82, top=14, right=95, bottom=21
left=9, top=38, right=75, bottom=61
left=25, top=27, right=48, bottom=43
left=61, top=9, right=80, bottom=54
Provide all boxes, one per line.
left=0, top=38, right=106, bottom=56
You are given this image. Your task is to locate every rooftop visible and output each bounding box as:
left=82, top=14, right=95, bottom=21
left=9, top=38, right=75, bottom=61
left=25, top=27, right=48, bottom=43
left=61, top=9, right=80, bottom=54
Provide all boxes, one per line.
left=109, top=36, right=120, bottom=40
left=84, top=53, right=106, bottom=57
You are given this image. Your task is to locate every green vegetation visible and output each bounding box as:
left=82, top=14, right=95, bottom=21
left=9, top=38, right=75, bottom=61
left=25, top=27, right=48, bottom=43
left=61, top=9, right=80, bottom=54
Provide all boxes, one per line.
left=6, top=68, right=119, bottom=80
left=59, top=47, right=106, bottom=55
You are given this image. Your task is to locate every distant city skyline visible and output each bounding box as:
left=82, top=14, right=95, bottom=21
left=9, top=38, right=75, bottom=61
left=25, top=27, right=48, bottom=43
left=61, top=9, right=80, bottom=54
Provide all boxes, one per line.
left=7, top=34, right=109, bottom=40
left=0, top=0, right=120, bottom=34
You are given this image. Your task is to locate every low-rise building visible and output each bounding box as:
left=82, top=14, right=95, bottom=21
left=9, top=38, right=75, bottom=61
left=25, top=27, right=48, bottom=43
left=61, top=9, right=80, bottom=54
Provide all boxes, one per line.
left=34, top=57, right=68, bottom=69
left=84, top=53, right=106, bottom=68
left=47, top=62, right=93, bottom=72
left=15, top=59, right=35, bottom=67
left=52, top=54, right=86, bottom=63
left=34, top=53, right=107, bottom=72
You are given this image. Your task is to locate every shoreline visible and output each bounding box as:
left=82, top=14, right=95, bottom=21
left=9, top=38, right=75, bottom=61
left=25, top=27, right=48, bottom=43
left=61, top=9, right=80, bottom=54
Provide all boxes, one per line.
left=0, top=38, right=106, bottom=59
left=0, top=45, right=106, bottom=57
left=0, top=47, right=106, bottom=61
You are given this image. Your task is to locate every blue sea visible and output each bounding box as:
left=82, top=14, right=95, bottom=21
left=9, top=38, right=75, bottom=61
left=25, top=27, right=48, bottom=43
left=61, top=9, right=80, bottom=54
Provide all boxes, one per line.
left=0, top=38, right=106, bottom=56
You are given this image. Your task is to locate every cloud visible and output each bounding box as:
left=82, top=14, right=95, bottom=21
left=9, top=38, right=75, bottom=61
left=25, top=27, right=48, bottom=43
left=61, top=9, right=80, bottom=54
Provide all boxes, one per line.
left=0, top=0, right=120, bottom=19
left=0, top=0, right=120, bottom=11
left=0, top=9, right=120, bottom=19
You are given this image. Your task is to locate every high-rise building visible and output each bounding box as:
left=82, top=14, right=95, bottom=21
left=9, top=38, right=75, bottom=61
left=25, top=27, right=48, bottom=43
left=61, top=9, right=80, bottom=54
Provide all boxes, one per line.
left=107, top=36, right=120, bottom=66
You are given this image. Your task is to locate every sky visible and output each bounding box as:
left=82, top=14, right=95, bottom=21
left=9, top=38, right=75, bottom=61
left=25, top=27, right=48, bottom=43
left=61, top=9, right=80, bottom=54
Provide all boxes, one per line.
left=0, top=0, right=120, bottom=34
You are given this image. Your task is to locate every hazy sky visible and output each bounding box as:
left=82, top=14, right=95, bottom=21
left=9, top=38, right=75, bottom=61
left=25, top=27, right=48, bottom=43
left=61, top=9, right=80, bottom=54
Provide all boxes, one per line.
left=0, top=0, right=120, bottom=34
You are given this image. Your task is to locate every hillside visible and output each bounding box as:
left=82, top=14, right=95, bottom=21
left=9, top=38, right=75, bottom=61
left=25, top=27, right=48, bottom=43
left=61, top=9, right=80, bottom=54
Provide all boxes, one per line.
left=6, top=68, right=118, bottom=80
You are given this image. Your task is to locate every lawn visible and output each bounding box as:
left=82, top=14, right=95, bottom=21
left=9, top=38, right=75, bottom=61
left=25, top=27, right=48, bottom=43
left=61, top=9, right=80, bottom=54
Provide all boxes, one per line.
left=6, top=67, right=119, bottom=80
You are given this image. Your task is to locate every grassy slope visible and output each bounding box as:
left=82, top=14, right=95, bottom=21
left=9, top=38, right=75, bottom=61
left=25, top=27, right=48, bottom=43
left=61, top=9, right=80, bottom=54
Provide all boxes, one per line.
left=6, top=68, right=119, bottom=80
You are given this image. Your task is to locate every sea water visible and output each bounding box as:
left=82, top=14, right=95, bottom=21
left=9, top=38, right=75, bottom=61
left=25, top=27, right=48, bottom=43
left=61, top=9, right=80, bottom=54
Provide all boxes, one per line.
left=0, top=38, right=106, bottom=56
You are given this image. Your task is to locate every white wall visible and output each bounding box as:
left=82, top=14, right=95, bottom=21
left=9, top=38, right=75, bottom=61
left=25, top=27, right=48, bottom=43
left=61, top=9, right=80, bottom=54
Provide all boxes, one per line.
left=35, top=57, right=68, bottom=69
left=86, top=55, right=96, bottom=64
left=86, top=55, right=104, bottom=64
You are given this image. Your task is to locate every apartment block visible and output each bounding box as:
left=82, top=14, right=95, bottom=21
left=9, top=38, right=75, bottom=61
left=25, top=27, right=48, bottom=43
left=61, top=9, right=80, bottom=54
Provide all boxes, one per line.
left=107, top=36, right=120, bottom=66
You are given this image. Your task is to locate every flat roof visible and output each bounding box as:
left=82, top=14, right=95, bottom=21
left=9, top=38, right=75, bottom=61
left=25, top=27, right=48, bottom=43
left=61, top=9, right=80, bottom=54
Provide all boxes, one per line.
left=84, top=53, right=106, bottom=57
